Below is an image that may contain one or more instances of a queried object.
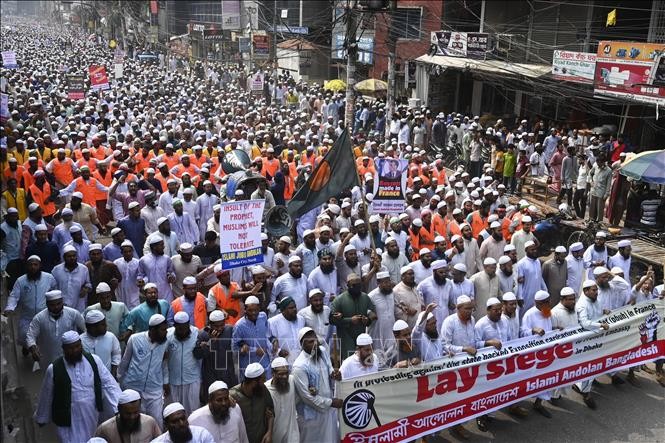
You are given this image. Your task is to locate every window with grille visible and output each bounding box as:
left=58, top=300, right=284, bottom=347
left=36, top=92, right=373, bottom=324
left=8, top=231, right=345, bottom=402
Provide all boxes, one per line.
left=391, top=8, right=422, bottom=40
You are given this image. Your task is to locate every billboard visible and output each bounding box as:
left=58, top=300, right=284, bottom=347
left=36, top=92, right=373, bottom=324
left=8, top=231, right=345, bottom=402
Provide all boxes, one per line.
left=593, top=40, right=665, bottom=106
left=221, top=0, right=241, bottom=30
left=253, top=35, right=270, bottom=58
left=333, top=34, right=374, bottom=64
left=430, top=31, right=490, bottom=58
left=552, top=50, right=596, bottom=84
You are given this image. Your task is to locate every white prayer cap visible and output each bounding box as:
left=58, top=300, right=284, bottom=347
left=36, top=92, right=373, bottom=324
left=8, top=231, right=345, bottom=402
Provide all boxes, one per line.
left=46, top=290, right=63, bottom=301
left=400, top=265, right=412, bottom=275
left=288, top=255, right=302, bottom=264
left=453, top=263, right=467, bottom=273
left=356, top=333, right=373, bottom=346
left=251, top=265, right=265, bottom=275
left=174, top=311, right=189, bottom=324
left=182, top=276, right=197, bottom=286
left=61, top=330, right=80, bottom=345
left=384, top=236, right=397, bottom=245
left=434, top=236, right=446, bottom=243
left=582, top=279, right=597, bottom=289
left=451, top=235, right=462, bottom=244
left=524, top=240, right=536, bottom=249
left=502, top=292, right=517, bottom=302
left=34, top=224, right=48, bottom=232
left=490, top=221, right=501, bottom=229
left=483, top=257, right=497, bottom=266
left=271, top=357, right=289, bottom=369
left=144, top=283, right=157, bottom=291
left=118, top=389, right=141, bottom=405
left=110, top=227, right=122, bottom=236
left=88, top=243, right=102, bottom=252
left=595, top=231, right=607, bottom=238
left=369, top=214, right=381, bottom=224
left=303, top=229, right=315, bottom=237
left=328, top=204, right=341, bottom=214
left=298, top=326, right=315, bottom=342
left=85, top=309, right=105, bottom=324
left=610, top=266, right=624, bottom=275
left=96, top=282, right=111, bottom=293
left=261, top=233, right=269, bottom=240
left=456, top=295, right=472, bottom=305
left=560, top=287, right=576, bottom=297
left=148, top=236, right=163, bottom=245
left=26, top=254, right=41, bottom=263
left=209, top=310, right=226, bottom=322
left=593, top=266, right=610, bottom=276
left=498, top=255, right=511, bottom=265
left=399, top=213, right=410, bottom=220
left=437, top=201, right=447, bottom=209
left=179, top=243, right=193, bottom=253
left=5, top=207, right=17, bottom=215
left=245, top=295, right=260, bottom=306
left=72, top=191, right=84, bottom=200
left=148, top=314, right=166, bottom=327
left=128, top=201, right=140, bottom=210
left=341, top=201, right=351, bottom=209
left=521, top=216, right=532, bottom=223
left=569, top=242, right=583, bottom=252
left=279, top=235, right=292, bottom=244
left=555, top=246, right=567, bottom=254
left=419, top=248, right=432, bottom=256
left=163, top=402, right=185, bottom=418
left=504, top=244, right=516, bottom=252
left=157, top=216, right=168, bottom=226
left=308, top=288, right=323, bottom=299
left=28, top=202, right=40, bottom=212
left=618, top=239, right=631, bottom=248
left=245, top=362, right=265, bottom=379
left=320, top=226, right=332, bottom=233
left=412, top=218, right=423, bottom=227
left=486, top=297, right=502, bottom=307
left=208, top=381, right=228, bottom=394
left=344, top=244, right=357, bottom=254
left=213, top=204, right=221, bottom=211
left=376, top=271, right=390, bottom=280
left=69, top=225, right=82, bottom=233
left=392, top=319, right=409, bottom=332
left=354, top=219, right=365, bottom=227
left=534, top=290, right=550, bottom=301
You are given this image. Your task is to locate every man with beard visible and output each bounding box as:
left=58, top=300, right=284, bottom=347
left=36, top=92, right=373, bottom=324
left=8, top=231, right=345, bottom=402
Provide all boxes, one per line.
left=230, top=363, right=275, bottom=443
left=573, top=280, right=610, bottom=408
left=86, top=243, right=121, bottom=306
left=381, top=237, right=410, bottom=285
left=114, top=240, right=141, bottom=309
left=504, top=243, right=518, bottom=264
left=294, top=229, right=318, bottom=277
left=411, top=247, right=434, bottom=284
left=232, top=296, right=272, bottom=379
left=52, top=207, right=88, bottom=254
left=350, top=219, right=373, bottom=268
left=315, top=225, right=334, bottom=251
left=138, top=237, right=177, bottom=303
left=199, top=310, right=238, bottom=403
left=144, top=217, right=180, bottom=258
left=412, top=303, right=444, bottom=362
left=459, top=224, right=483, bottom=274
left=542, top=246, right=568, bottom=306
left=393, top=266, right=424, bottom=329
left=123, top=283, right=172, bottom=334
left=118, top=202, right=147, bottom=257
left=64, top=224, right=92, bottom=264
left=272, top=235, right=293, bottom=277
left=510, top=215, right=537, bottom=261
left=417, top=260, right=454, bottom=327
left=470, top=257, right=502, bottom=320
left=85, top=282, right=130, bottom=339
left=299, top=289, right=333, bottom=347
left=268, top=297, right=306, bottom=366
left=95, top=389, right=162, bottom=442
left=80, top=309, right=121, bottom=375
left=102, top=227, right=128, bottom=262
left=501, top=292, right=521, bottom=340
left=159, top=179, right=182, bottom=215
left=4, top=255, right=57, bottom=355
left=449, top=263, right=475, bottom=304
left=583, top=231, right=608, bottom=279
left=58, top=165, right=109, bottom=208
left=168, top=199, right=199, bottom=246
left=27, top=290, right=85, bottom=368
left=549, top=287, right=578, bottom=402
left=498, top=255, right=518, bottom=295
left=35, top=331, right=121, bottom=443
left=67, top=191, right=105, bottom=239
left=271, top=255, right=308, bottom=311
left=479, top=221, right=506, bottom=263
left=307, top=249, right=338, bottom=305
left=336, top=201, right=353, bottom=231
left=194, top=181, right=219, bottom=242
left=608, top=239, right=632, bottom=282
left=292, top=327, right=343, bottom=443
left=141, top=191, right=166, bottom=234
left=367, top=272, right=395, bottom=363
left=516, top=241, right=547, bottom=314
left=388, top=319, right=422, bottom=369
left=1, top=207, right=22, bottom=287
left=340, top=333, right=379, bottom=379
left=566, top=242, right=586, bottom=295
left=118, top=314, right=170, bottom=424
left=154, top=402, right=215, bottom=443
left=331, top=273, right=376, bottom=360
left=189, top=381, right=249, bottom=443
left=172, top=245, right=203, bottom=299
left=265, top=357, right=300, bottom=443
left=521, top=291, right=554, bottom=418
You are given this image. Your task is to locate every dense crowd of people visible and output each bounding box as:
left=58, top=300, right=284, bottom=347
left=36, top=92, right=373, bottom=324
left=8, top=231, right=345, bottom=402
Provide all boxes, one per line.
left=1, top=18, right=664, bottom=443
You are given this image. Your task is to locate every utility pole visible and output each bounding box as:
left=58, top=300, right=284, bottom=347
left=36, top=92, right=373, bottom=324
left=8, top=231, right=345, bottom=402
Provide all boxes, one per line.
left=479, top=0, right=486, bottom=32
left=384, top=0, right=397, bottom=141
left=344, top=1, right=359, bottom=131
left=273, top=0, right=278, bottom=102
left=247, top=6, right=256, bottom=74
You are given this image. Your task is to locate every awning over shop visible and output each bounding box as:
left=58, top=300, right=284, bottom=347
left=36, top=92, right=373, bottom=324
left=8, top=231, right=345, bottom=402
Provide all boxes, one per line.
left=415, top=54, right=552, bottom=79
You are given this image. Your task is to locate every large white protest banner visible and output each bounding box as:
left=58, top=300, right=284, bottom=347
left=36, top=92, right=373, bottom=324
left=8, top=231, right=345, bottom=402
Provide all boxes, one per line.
left=219, top=199, right=265, bottom=270
left=338, top=300, right=664, bottom=442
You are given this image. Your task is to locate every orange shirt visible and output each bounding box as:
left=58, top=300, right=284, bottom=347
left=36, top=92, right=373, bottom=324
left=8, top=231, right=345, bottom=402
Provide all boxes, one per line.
left=161, top=154, right=181, bottom=170
left=134, top=152, right=155, bottom=174
left=76, top=157, right=98, bottom=172
left=190, top=154, right=209, bottom=169
left=209, top=282, right=241, bottom=326
left=29, top=182, right=56, bottom=217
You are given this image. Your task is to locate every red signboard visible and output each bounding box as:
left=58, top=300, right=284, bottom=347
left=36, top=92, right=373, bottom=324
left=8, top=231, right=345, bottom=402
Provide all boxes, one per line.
left=88, top=65, right=110, bottom=91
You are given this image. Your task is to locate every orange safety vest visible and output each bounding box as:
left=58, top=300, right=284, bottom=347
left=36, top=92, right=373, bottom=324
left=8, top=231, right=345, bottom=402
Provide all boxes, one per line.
left=190, top=154, right=208, bottom=169
left=91, top=146, right=110, bottom=160
left=29, top=182, right=56, bottom=217
left=432, top=213, right=447, bottom=238
left=4, top=166, right=25, bottom=184
left=134, top=152, right=155, bottom=174
left=284, top=174, right=296, bottom=201
left=72, top=177, right=100, bottom=207
left=22, top=169, right=38, bottom=190
left=469, top=211, right=488, bottom=239
left=93, top=170, right=113, bottom=201
left=76, top=157, right=98, bottom=172
left=171, top=295, right=208, bottom=330
left=501, top=217, right=513, bottom=242
left=173, top=164, right=199, bottom=179
left=409, top=228, right=421, bottom=260
left=433, top=168, right=447, bottom=185
left=162, top=154, right=180, bottom=170
left=262, top=158, right=280, bottom=178
left=209, top=282, right=241, bottom=326
left=419, top=222, right=436, bottom=250
left=51, top=158, right=75, bottom=185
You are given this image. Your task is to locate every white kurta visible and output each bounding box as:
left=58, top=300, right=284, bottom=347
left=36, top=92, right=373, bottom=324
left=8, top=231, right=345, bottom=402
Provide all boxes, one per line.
left=265, top=376, right=301, bottom=443
left=34, top=354, right=121, bottom=443
left=368, top=288, right=396, bottom=361
left=340, top=353, right=379, bottom=379
left=151, top=425, right=216, bottom=443
left=268, top=314, right=306, bottom=366
left=188, top=405, right=249, bottom=443
left=417, top=277, right=454, bottom=328
left=520, top=306, right=553, bottom=401
left=565, top=254, right=585, bottom=295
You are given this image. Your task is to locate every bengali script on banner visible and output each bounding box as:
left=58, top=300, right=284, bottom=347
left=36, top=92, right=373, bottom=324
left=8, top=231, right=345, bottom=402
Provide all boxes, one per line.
left=219, top=199, right=265, bottom=270
left=338, top=300, right=665, bottom=443
left=372, top=158, right=408, bottom=214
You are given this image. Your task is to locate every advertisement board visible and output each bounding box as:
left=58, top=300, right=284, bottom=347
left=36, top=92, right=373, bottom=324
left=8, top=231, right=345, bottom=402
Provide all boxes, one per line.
left=552, top=50, right=596, bottom=84
left=430, top=32, right=490, bottom=58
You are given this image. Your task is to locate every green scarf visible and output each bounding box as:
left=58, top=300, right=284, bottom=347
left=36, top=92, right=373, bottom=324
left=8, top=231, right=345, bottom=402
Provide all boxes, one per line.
left=52, top=351, right=103, bottom=427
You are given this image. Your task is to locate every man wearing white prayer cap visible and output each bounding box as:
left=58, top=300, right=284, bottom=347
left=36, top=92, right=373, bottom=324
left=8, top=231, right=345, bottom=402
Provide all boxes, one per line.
left=549, top=286, right=580, bottom=403
left=520, top=290, right=555, bottom=417
left=169, top=275, right=207, bottom=329
left=608, top=238, right=632, bottom=282
left=583, top=231, right=608, bottom=279
left=154, top=402, right=215, bottom=443
left=166, top=309, right=203, bottom=414
left=189, top=379, right=249, bottom=443
left=389, top=319, right=421, bottom=369
left=417, top=259, right=454, bottom=330
left=510, top=215, right=538, bottom=261
left=542, top=245, right=568, bottom=306
left=340, top=332, right=379, bottom=380
left=171, top=243, right=202, bottom=299
left=412, top=302, right=445, bottom=363
left=515, top=239, right=547, bottom=314
left=26, top=289, right=85, bottom=368
left=199, top=309, right=238, bottom=402
left=392, top=265, right=424, bottom=331
left=118, top=313, right=169, bottom=425
left=229, top=363, right=275, bottom=443
left=501, top=292, right=521, bottom=345
left=298, top=288, right=333, bottom=350
left=35, top=330, right=121, bottom=443
left=271, top=253, right=308, bottom=311
left=566, top=241, right=586, bottom=295
left=95, top=388, right=162, bottom=442
left=470, top=256, right=501, bottom=320
left=265, top=356, right=300, bottom=443
left=233, top=294, right=272, bottom=380
left=80, top=309, right=121, bottom=374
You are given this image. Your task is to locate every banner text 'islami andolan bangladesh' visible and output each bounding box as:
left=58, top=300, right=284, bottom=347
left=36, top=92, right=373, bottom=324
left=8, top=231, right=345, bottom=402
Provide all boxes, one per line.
left=337, top=300, right=664, bottom=442
left=219, top=199, right=265, bottom=270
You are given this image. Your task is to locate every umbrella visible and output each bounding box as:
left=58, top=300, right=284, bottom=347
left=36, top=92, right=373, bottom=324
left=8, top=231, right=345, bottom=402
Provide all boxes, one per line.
left=324, top=79, right=346, bottom=92
left=354, top=78, right=388, bottom=94
left=619, top=149, right=665, bottom=184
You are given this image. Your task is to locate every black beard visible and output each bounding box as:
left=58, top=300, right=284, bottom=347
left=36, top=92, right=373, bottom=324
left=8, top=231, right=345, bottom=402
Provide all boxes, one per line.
left=118, top=414, right=142, bottom=433
left=380, top=287, right=392, bottom=295
left=598, top=281, right=610, bottom=290
left=425, top=329, right=439, bottom=340
left=346, top=259, right=358, bottom=268
left=65, top=352, right=83, bottom=364
left=358, top=231, right=367, bottom=239
left=211, top=408, right=230, bottom=424
left=27, top=271, right=41, bottom=280
left=501, top=269, right=513, bottom=276
left=321, top=264, right=335, bottom=274
left=565, top=305, right=575, bottom=313
left=168, top=427, right=193, bottom=443
left=594, top=244, right=604, bottom=252
left=274, top=378, right=290, bottom=393
left=388, top=250, right=399, bottom=258
left=433, top=274, right=447, bottom=285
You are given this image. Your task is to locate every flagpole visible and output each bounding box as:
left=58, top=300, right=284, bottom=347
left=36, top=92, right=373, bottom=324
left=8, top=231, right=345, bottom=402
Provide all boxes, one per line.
left=350, top=131, right=376, bottom=251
